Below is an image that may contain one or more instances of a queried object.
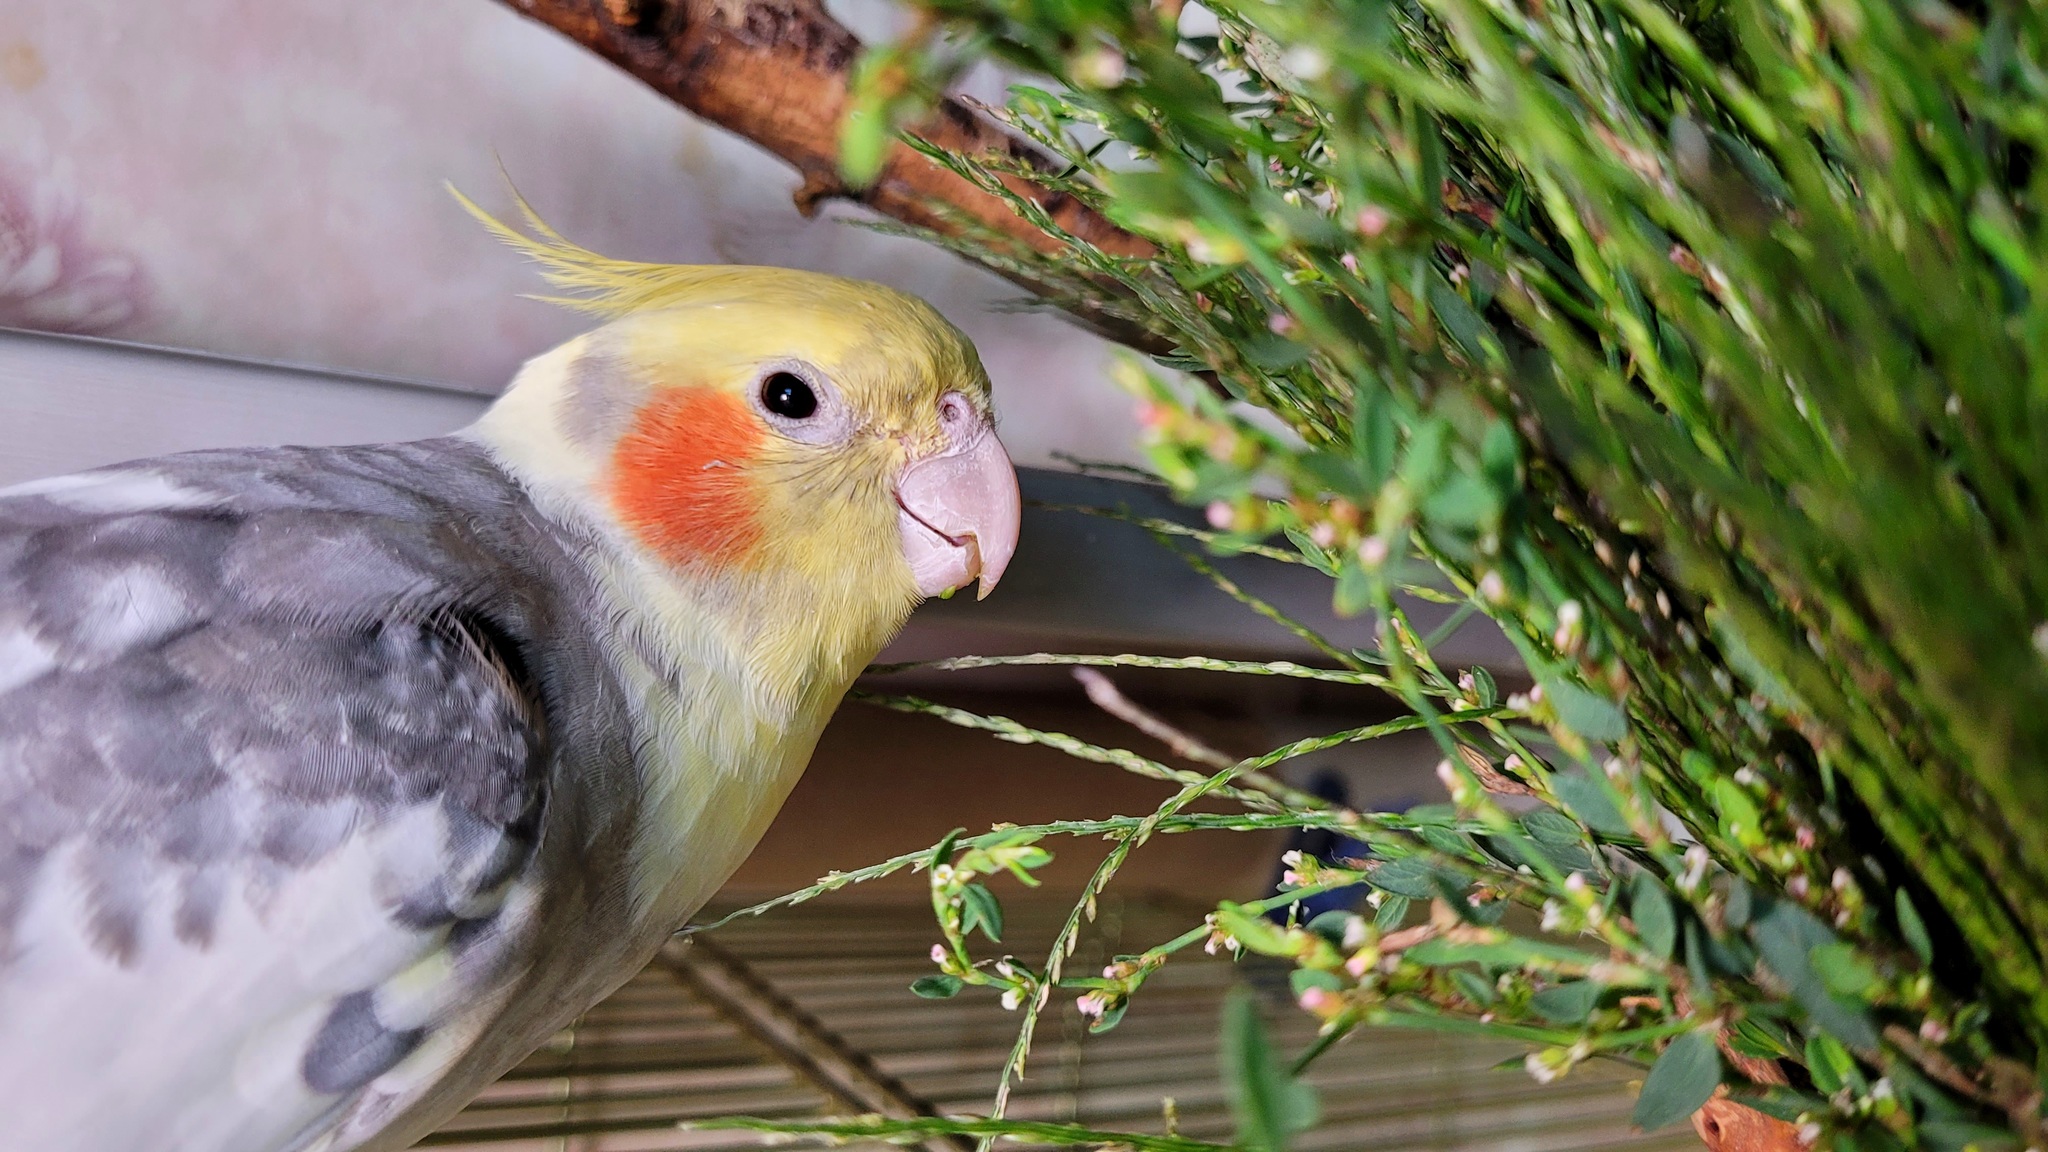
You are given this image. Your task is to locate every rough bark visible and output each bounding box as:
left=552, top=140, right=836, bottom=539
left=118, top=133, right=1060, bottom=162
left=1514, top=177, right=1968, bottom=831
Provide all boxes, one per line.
left=495, top=0, right=1165, bottom=349
left=1689, top=1039, right=1803, bottom=1152
left=1692, top=1093, right=1804, bottom=1152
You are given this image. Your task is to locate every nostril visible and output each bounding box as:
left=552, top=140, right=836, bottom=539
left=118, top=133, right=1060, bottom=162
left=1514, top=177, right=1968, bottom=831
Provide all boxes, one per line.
left=938, top=392, right=970, bottom=427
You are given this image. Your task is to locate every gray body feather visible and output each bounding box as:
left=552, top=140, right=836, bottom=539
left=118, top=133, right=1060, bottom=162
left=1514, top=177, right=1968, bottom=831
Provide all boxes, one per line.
left=0, top=440, right=664, bottom=1151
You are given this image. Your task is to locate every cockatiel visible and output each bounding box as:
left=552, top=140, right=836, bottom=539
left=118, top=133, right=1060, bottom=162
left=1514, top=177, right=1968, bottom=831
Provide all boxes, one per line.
left=0, top=206, right=1020, bottom=1152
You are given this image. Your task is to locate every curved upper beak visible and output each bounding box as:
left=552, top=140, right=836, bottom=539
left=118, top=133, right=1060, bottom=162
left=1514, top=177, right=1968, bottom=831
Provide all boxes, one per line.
left=895, top=396, right=1020, bottom=601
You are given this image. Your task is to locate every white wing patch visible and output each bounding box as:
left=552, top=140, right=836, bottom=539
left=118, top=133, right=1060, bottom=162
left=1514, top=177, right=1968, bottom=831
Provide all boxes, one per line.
left=0, top=469, right=226, bottom=513
left=75, top=562, right=201, bottom=654
left=0, top=627, right=56, bottom=695
left=0, top=803, right=504, bottom=1152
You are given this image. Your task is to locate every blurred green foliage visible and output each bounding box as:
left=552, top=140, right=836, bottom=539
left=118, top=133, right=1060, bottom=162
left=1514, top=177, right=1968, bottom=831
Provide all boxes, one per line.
left=710, top=0, right=2048, bottom=1144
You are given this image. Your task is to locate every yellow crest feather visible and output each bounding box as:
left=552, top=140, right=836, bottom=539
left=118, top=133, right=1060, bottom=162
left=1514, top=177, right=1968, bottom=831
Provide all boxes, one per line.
left=449, top=182, right=785, bottom=317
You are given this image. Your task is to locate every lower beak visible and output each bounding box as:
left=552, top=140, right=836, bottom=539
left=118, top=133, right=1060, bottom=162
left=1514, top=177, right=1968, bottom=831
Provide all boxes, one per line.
left=895, top=425, right=1020, bottom=600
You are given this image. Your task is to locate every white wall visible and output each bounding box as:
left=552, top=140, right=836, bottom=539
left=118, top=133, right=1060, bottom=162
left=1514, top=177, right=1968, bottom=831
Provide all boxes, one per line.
left=0, top=0, right=1144, bottom=471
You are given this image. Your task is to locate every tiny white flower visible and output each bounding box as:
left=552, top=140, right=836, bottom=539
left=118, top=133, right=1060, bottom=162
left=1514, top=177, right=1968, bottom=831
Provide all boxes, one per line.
left=1279, top=45, right=1329, bottom=81
left=1478, top=570, right=1508, bottom=603
left=1002, top=988, right=1024, bottom=1011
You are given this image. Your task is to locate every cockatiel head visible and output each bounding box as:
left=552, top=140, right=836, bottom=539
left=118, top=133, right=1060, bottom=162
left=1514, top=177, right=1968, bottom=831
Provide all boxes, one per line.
left=457, top=194, right=1020, bottom=706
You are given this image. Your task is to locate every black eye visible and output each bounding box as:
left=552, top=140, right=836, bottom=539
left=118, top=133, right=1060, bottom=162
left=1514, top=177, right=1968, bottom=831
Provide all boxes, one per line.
left=761, top=372, right=818, bottom=419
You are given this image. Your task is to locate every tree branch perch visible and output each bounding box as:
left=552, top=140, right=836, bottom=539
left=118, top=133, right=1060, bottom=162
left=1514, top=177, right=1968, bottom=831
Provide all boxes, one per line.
left=495, top=0, right=1163, bottom=341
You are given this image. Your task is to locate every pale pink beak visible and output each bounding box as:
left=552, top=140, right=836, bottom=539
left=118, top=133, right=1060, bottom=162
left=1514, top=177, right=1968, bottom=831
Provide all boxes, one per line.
left=895, top=392, right=1021, bottom=600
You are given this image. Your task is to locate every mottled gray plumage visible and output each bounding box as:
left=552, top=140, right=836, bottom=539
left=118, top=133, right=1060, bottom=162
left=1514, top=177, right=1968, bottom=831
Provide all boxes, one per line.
left=0, top=440, right=653, bottom=1151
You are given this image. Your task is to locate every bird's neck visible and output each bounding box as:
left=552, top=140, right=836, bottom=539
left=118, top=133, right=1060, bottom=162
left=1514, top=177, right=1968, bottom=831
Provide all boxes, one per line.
left=591, top=547, right=862, bottom=933
left=467, top=343, right=914, bottom=930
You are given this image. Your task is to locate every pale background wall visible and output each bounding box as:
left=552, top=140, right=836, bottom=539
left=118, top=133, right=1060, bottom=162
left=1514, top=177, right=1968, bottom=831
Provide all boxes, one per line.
left=0, top=0, right=1144, bottom=471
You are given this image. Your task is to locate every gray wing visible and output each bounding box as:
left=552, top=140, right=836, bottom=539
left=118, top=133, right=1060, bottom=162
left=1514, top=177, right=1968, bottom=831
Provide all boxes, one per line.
left=0, top=449, right=553, bottom=1152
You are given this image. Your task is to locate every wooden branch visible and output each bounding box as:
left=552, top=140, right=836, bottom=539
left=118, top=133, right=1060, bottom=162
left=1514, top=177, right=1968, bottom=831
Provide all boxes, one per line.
left=1688, top=1035, right=1802, bottom=1152
left=1692, top=1092, right=1803, bottom=1152
left=495, top=0, right=1151, bottom=254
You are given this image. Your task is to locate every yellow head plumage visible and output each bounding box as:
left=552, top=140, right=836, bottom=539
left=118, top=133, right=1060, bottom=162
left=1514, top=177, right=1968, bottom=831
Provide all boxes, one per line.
left=456, top=188, right=1020, bottom=705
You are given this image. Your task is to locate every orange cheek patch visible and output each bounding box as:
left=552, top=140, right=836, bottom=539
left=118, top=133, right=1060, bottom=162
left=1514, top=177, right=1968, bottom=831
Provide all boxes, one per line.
left=608, top=388, right=767, bottom=568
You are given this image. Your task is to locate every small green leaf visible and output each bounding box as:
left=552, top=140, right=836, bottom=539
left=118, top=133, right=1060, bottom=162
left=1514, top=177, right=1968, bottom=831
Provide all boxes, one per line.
left=1408, top=935, right=1594, bottom=968
left=1751, top=902, right=1880, bottom=1049
left=1725, top=879, right=1754, bottom=929
left=1305, top=910, right=1358, bottom=945
left=1399, top=420, right=1449, bottom=496
left=1727, top=1015, right=1792, bottom=1060
left=960, top=882, right=1004, bottom=942
left=1531, top=981, right=1602, bottom=1024
left=1283, top=526, right=1340, bottom=575
left=1088, top=998, right=1130, bottom=1034
left=1468, top=666, right=1499, bottom=707
left=1374, top=894, right=1411, bottom=930
left=1804, top=1033, right=1858, bottom=1095
left=1291, top=969, right=1344, bottom=997
left=1369, top=856, right=1442, bottom=899
left=1245, top=332, right=1312, bottom=372
left=1632, top=873, right=1677, bottom=960
left=1522, top=809, right=1584, bottom=847
left=1221, top=987, right=1321, bottom=1151
left=839, top=103, right=892, bottom=188
left=928, top=829, right=962, bottom=871
left=1427, top=277, right=1492, bottom=361
left=1479, top=419, right=1518, bottom=489
left=1215, top=904, right=1299, bottom=956
left=1353, top=388, right=1399, bottom=487
left=1543, top=678, right=1629, bottom=742
left=1419, top=825, right=1475, bottom=858
left=1422, top=471, right=1501, bottom=530
left=1811, top=943, right=1878, bottom=999
left=911, top=974, right=964, bottom=999
left=1551, top=773, right=1631, bottom=836
left=1632, top=1030, right=1721, bottom=1131
left=1518, top=809, right=1593, bottom=872
left=1334, top=560, right=1375, bottom=616
left=1896, top=890, right=1934, bottom=966
left=1452, top=968, right=1498, bottom=1006
left=1711, top=779, right=1765, bottom=848
left=1707, top=610, right=1801, bottom=712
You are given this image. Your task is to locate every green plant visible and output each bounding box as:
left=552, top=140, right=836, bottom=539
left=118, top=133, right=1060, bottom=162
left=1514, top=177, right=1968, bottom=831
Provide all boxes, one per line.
left=683, top=0, right=2048, bottom=1144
